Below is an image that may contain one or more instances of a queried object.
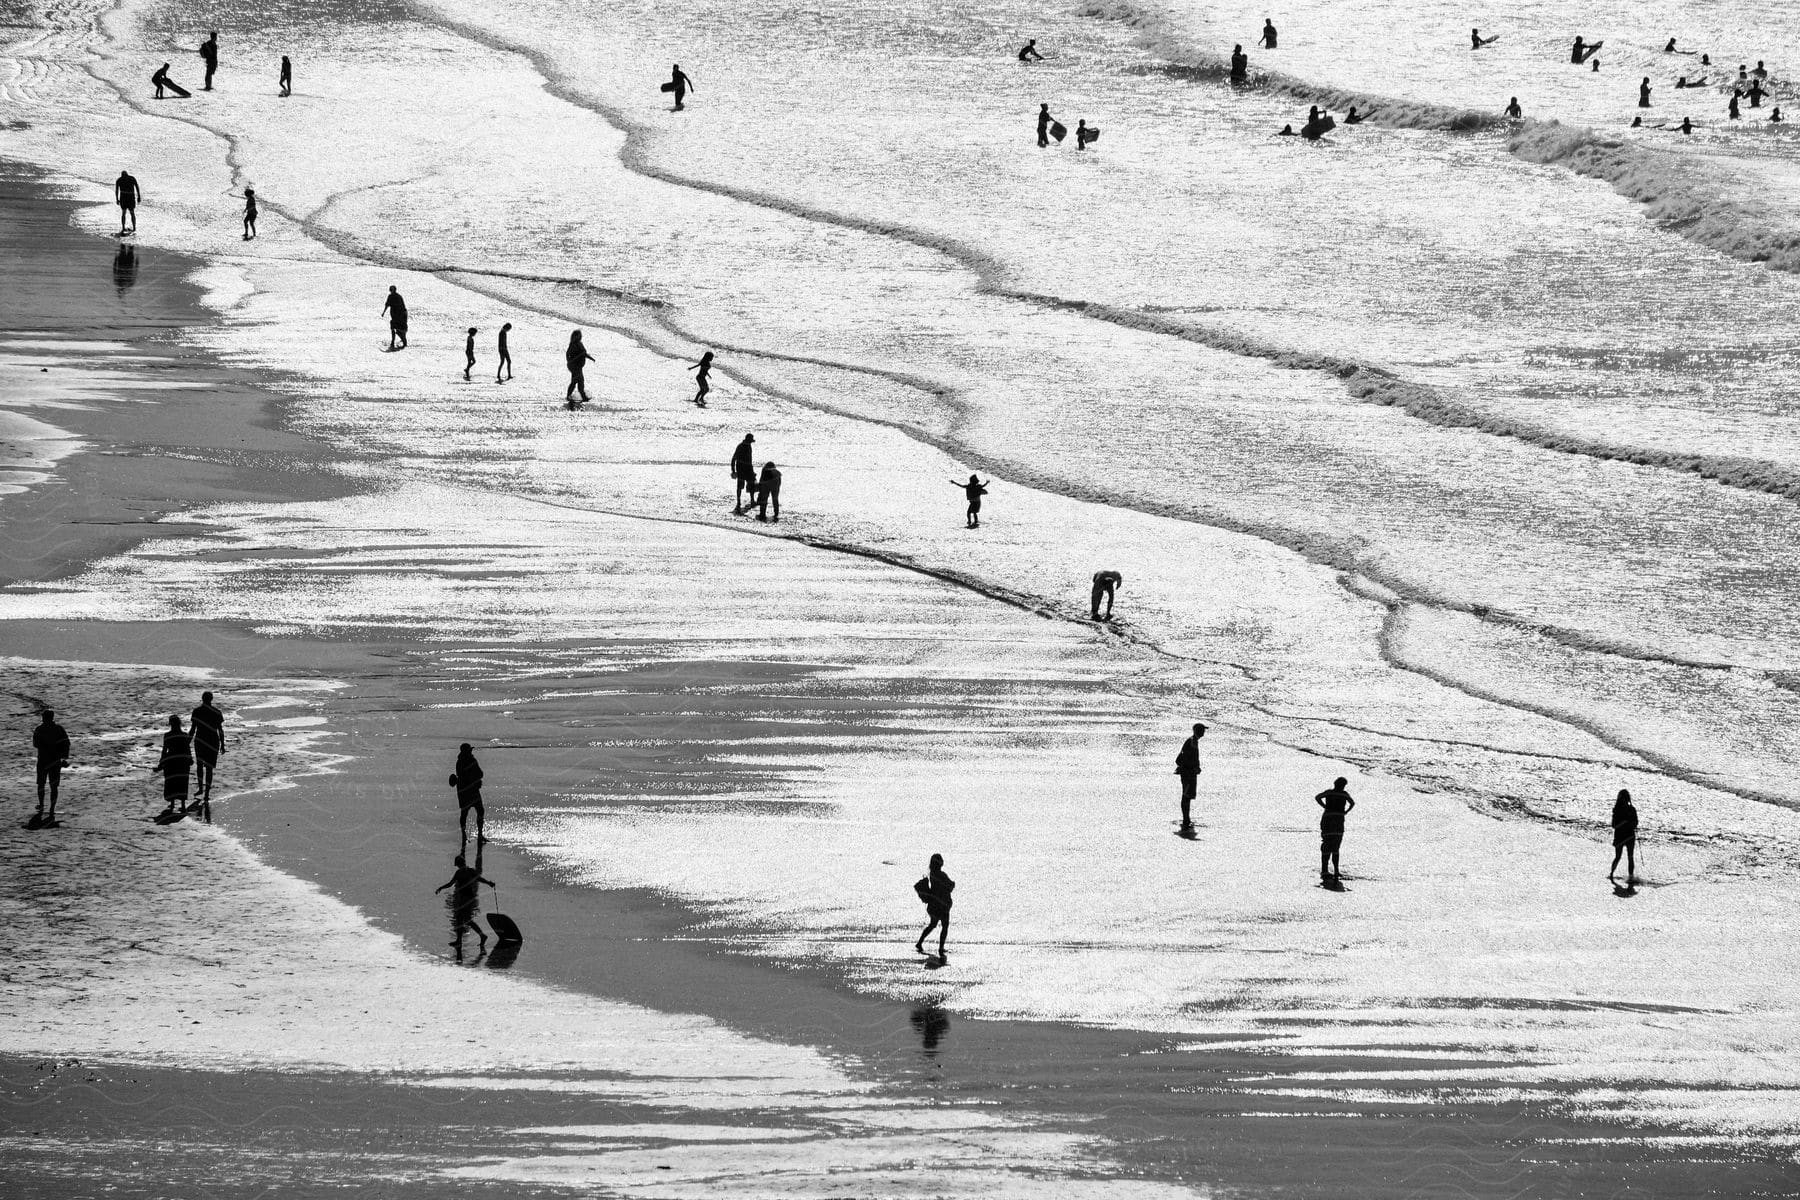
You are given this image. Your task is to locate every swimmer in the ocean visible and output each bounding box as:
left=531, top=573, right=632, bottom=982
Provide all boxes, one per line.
left=1504, top=96, right=1522, bottom=118
left=1344, top=105, right=1364, bottom=124
left=1752, top=60, right=1768, bottom=79
left=1639, top=77, right=1652, bottom=107
left=1470, top=28, right=1496, bottom=50
left=1258, top=18, right=1277, bottom=50
left=1276, top=123, right=1296, bottom=136
left=1018, top=38, right=1043, bottom=62
left=1230, top=44, right=1248, bottom=81
left=1679, top=116, right=1693, bottom=134
left=1748, top=78, right=1765, bottom=108
left=1729, top=89, right=1742, bottom=119
left=1630, top=115, right=1643, bottom=127
left=1591, top=59, right=1601, bottom=73
left=1701, top=54, right=1711, bottom=66
left=1770, top=106, right=1784, bottom=123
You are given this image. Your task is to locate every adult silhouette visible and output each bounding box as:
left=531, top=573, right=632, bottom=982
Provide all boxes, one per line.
left=190, top=690, right=226, bottom=814
left=667, top=64, right=693, bottom=110
left=1174, top=721, right=1206, bottom=828
left=913, top=854, right=955, bottom=958
left=1608, top=788, right=1639, bottom=882
left=496, top=323, right=513, bottom=382
left=152, top=715, right=193, bottom=817
left=1639, top=77, right=1652, bottom=107
left=449, top=742, right=486, bottom=844
left=114, top=170, right=140, bottom=234
left=1037, top=102, right=1055, bottom=147
left=1090, top=570, right=1122, bottom=620
left=731, top=433, right=757, bottom=513
left=1258, top=19, right=1277, bottom=49
left=199, top=31, right=219, bottom=90
left=32, top=710, right=71, bottom=821
left=755, top=461, right=782, bottom=522
left=151, top=63, right=190, bottom=99
left=1018, top=39, right=1043, bottom=62
left=565, top=330, right=594, bottom=405
left=1315, top=777, right=1354, bottom=881
left=382, top=286, right=408, bottom=349
left=1505, top=97, right=1522, bottom=119
left=464, top=326, right=477, bottom=381
left=279, top=55, right=291, bottom=96
left=1230, top=44, right=1248, bottom=81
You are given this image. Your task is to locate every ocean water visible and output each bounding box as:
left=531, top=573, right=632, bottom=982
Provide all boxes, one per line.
left=5, top=0, right=1800, bottom=1148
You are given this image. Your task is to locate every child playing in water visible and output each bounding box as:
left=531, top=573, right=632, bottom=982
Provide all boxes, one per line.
left=953, top=474, right=988, bottom=528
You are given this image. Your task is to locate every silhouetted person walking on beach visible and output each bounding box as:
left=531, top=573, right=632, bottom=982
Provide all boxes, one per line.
left=1258, top=19, right=1277, bottom=49
left=449, top=743, right=486, bottom=844
left=200, top=31, right=219, bottom=90
left=151, top=63, right=190, bottom=99
left=190, top=691, right=225, bottom=814
left=731, top=433, right=756, bottom=513
left=463, top=327, right=477, bottom=380
left=383, top=285, right=408, bottom=350
left=1315, top=777, right=1354, bottom=881
left=1037, top=102, right=1056, bottom=146
left=33, top=710, right=70, bottom=821
left=495, top=322, right=512, bottom=382
left=153, top=714, right=193, bottom=817
left=690, top=350, right=713, bottom=406
left=565, top=330, right=593, bottom=405
left=435, top=852, right=494, bottom=958
left=1091, top=569, right=1121, bottom=620
left=756, top=461, right=782, bottom=522
left=667, top=64, right=693, bottom=110
left=1609, top=788, right=1638, bottom=883
left=1230, top=44, right=1248, bottom=81
left=1019, top=39, right=1043, bottom=62
left=955, top=474, right=987, bottom=527
left=1174, top=721, right=1206, bottom=829
left=279, top=55, right=291, bottom=96
left=241, top=187, right=258, bottom=240
left=115, top=170, right=140, bottom=234
left=913, top=853, right=954, bottom=958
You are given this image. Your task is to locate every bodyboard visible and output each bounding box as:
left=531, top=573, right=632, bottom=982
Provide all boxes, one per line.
left=1050, top=120, right=1067, bottom=141
left=660, top=81, right=676, bottom=93
left=487, top=912, right=523, bottom=943
left=1301, top=116, right=1336, bottom=139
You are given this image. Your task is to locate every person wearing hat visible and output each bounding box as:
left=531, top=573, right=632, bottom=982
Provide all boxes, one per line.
left=731, top=433, right=757, bottom=514
left=1174, top=721, right=1207, bottom=829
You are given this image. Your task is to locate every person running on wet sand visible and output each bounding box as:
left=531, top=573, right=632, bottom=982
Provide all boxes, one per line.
left=383, top=285, right=408, bottom=350
left=1258, top=18, right=1277, bottom=50
left=1608, top=788, right=1639, bottom=882
left=755, top=461, right=782, bottom=522
left=1174, top=721, right=1206, bottom=828
left=115, top=170, right=140, bottom=234
left=33, top=710, right=71, bottom=821
left=200, top=31, right=219, bottom=91
left=954, top=474, right=988, bottom=527
left=1315, top=776, right=1354, bottom=881
left=1230, top=44, right=1248, bottom=81
left=449, top=743, right=486, bottom=844
left=1018, top=39, right=1043, bottom=62
left=565, top=330, right=594, bottom=405
left=1504, top=97, right=1522, bottom=119
left=279, top=55, right=291, bottom=96
left=152, top=714, right=193, bottom=816
left=1471, top=28, right=1496, bottom=50
left=151, top=63, right=190, bottom=99
left=690, top=350, right=714, bottom=406
left=495, top=323, right=512, bottom=382
left=190, top=691, right=225, bottom=814
left=913, top=853, right=954, bottom=958
left=1639, top=77, right=1652, bottom=107
left=463, top=327, right=477, bottom=380
left=1090, top=569, right=1121, bottom=620
left=668, top=64, right=693, bottom=111
left=240, top=187, right=258, bottom=240
left=731, top=432, right=757, bottom=513
left=1037, top=102, right=1056, bottom=147
left=435, top=853, right=494, bottom=955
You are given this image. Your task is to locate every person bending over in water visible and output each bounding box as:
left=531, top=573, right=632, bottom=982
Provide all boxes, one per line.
left=1608, top=788, right=1638, bottom=882
left=1090, top=569, right=1122, bottom=620
left=115, top=169, right=141, bottom=234
left=912, top=853, right=954, bottom=958
left=240, top=187, right=258, bottom=240
left=151, top=62, right=190, bottom=98
left=1344, top=105, right=1364, bottom=124
left=279, top=54, right=291, bottom=96
left=463, top=327, right=477, bottom=381
left=954, top=474, right=988, bottom=527
left=1018, top=38, right=1042, bottom=62
left=1639, top=77, right=1652, bottom=107
left=565, top=330, right=594, bottom=405
left=1504, top=96, right=1522, bottom=119
left=1258, top=18, right=1277, bottom=49
left=1470, top=28, right=1496, bottom=50
left=755, top=461, right=782, bottom=522
left=495, top=322, right=512, bottom=382
left=690, top=349, right=713, bottom=405
left=1230, top=44, right=1248, bottom=81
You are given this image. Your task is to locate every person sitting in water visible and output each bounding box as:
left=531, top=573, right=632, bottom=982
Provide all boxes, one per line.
left=1343, top=105, right=1364, bottom=124
left=1504, top=96, right=1522, bottom=119
left=1258, top=18, right=1277, bottom=49
left=1018, top=38, right=1042, bottom=62
left=1470, top=28, right=1496, bottom=50
left=1230, top=44, right=1248, bottom=81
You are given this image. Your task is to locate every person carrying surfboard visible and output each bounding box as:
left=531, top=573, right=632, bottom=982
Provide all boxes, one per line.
left=1470, top=28, right=1497, bottom=50
left=665, top=64, right=693, bottom=111
left=912, top=854, right=955, bottom=959
left=1037, top=102, right=1057, bottom=147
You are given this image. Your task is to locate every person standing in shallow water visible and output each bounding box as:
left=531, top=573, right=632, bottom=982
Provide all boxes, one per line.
left=115, top=169, right=140, bottom=234
left=1505, top=97, right=1522, bottom=119
left=495, top=322, right=512, bottom=382
left=954, top=474, right=988, bottom=527
left=913, top=853, right=954, bottom=958
left=463, top=327, right=477, bottom=381
left=1258, top=18, right=1277, bottom=49
left=240, top=187, right=258, bottom=240
left=279, top=55, right=291, bottom=96
left=1609, top=788, right=1639, bottom=882
left=450, top=742, right=486, bottom=845
left=1037, top=102, right=1055, bottom=147
left=1174, top=721, right=1206, bottom=829
left=565, top=330, right=594, bottom=405
left=153, top=715, right=193, bottom=816
left=668, top=64, right=693, bottom=111
left=382, top=285, right=408, bottom=350
left=731, top=432, right=756, bottom=513
left=200, top=30, right=219, bottom=91
left=690, top=350, right=713, bottom=406
left=190, top=690, right=226, bottom=814
left=1639, top=77, right=1652, bottom=107
left=1315, top=776, right=1354, bottom=881
left=33, top=710, right=71, bottom=821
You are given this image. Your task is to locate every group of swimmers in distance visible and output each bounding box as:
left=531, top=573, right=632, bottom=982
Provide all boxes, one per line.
left=1630, top=44, right=1785, bottom=132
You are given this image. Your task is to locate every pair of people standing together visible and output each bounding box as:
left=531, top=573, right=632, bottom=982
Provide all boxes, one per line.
left=150, top=692, right=228, bottom=821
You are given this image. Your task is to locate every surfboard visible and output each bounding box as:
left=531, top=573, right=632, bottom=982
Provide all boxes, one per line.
left=1301, top=115, right=1336, bottom=139
left=660, top=81, right=676, bottom=93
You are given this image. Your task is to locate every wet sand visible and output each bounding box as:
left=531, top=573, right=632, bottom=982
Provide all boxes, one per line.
left=3, top=165, right=1795, bottom=1198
